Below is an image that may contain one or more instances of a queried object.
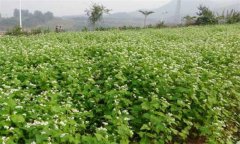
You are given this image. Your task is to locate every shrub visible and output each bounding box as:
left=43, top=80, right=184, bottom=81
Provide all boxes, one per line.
left=30, top=28, right=42, bottom=35
left=5, top=26, right=51, bottom=36
left=30, top=28, right=51, bottom=35
left=195, top=5, right=218, bottom=25
left=5, top=26, right=28, bottom=36
left=225, top=10, right=240, bottom=24
left=155, top=21, right=166, bottom=28
left=118, top=26, right=141, bottom=30
left=82, top=26, right=89, bottom=32
left=43, top=28, right=51, bottom=34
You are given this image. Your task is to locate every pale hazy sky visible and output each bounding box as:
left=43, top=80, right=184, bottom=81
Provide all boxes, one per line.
left=0, top=0, right=238, bottom=17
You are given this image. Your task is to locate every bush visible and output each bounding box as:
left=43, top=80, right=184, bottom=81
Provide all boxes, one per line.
left=118, top=26, right=141, bottom=30
left=5, top=26, right=28, bottom=36
left=225, top=10, right=240, bottom=24
left=82, top=26, right=89, bottom=32
left=43, top=28, right=51, bottom=34
left=195, top=5, right=218, bottom=25
left=30, top=28, right=51, bottom=35
left=30, top=28, right=42, bottom=35
left=5, top=26, right=51, bottom=36
left=155, top=21, right=166, bottom=28
left=95, top=27, right=112, bottom=31
left=146, top=21, right=166, bottom=29
left=184, top=6, right=240, bottom=26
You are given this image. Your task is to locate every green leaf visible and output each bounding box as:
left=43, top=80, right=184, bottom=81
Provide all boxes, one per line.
left=140, top=124, right=150, bottom=131
left=11, top=115, right=25, bottom=124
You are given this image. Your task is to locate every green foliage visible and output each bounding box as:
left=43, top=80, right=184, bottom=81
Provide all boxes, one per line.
left=82, top=26, right=89, bottom=32
left=43, top=28, right=51, bottom=34
left=30, top=28, right=42, bottom=35
left=5, top=26, right=51, bottom=36
left=5, top=26, right=28, bottom=36
left=185, top=6, right=240, bottom=26
left=95, top=27, right=111, bottom=31
left=0, top=25, right=239, bottom=143
left=155, top=21, right=166, bottom=28
left=118, top=26, right=141, bottom=30
left=147, top=21, right=166, bottom=29
left=196, top=5, right=218, bottom=25
left=31, top=28, right=51, bottom=35
left=225, top=10, right=240, bottom=24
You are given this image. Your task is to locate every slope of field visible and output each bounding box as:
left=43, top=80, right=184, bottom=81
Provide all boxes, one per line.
left=0, top=25, right=239, bottom=143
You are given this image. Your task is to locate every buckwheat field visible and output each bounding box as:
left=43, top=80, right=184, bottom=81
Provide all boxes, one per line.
left=0, top=25, right=239, bottom=143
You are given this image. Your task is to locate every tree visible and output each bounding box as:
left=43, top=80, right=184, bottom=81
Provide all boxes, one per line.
left=44, top=12, right=54, bottom=21
left=138, top=10, right=154, bottom=28
left=85, top=3, right=111, bottom=30
left=195, top=5, right=217, bottom=25
left=13, top=9, right=32, bottom=18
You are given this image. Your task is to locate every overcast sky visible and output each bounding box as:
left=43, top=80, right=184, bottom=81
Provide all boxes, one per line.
left=0, top=0, right=239, bottom=17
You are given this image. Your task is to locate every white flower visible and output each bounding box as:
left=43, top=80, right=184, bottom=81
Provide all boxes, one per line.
left=122, top=110, right=129, bottom=114
left=2, top=136, right=7, bottom=141
left=124, top=117, right=130, bottom=121
left=97, top=126, right=107, bottom=132
left=118, top=110, right=121, bottom=115
left=31, top=141, right=36, bottom=144
left=59, top=121, right=66, bottom=126
left=6, top=116, right=10, bottom=121
left=60, top=133, right=67, bottom=138
left=26, top=120, right=48, bottom=127
left=2, top=102, right=7, bottom=106
left=15, top=106, right=23, bottom=109
left=102, top=122, right=108, bottom=126
left=3, top=126, right=9, bottom=129
left=71, top=109, right=79, bottom=113
left=167, top=113, right=173, bottom=117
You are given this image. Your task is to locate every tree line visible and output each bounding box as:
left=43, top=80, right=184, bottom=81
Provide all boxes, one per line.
left=84, top=3, right=240, bottom=31
left=0, top=9, right=54, bottom=28
left=1, top=3, right=240, bottom=35
left=184, top=5, right=240, bottom=26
